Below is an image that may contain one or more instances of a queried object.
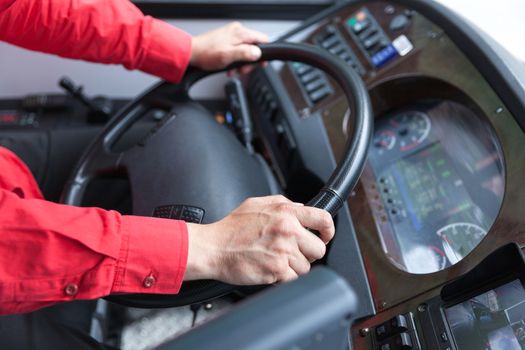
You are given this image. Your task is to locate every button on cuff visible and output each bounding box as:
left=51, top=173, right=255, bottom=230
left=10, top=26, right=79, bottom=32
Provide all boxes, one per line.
left=143, top=275, right=156, bottom=288
left=64, top=283, right=79, bottom=296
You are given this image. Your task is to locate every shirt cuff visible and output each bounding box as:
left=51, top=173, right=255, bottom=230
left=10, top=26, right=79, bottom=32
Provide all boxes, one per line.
left=139, top=18, right=192, bottom=83
left=112, top=215, right=188, bottom=294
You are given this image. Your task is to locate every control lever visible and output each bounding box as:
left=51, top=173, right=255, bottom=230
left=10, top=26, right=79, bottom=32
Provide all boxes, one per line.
left=225, top=78, right=254, bottom=154
left=59, top=76, right=113, bottom=123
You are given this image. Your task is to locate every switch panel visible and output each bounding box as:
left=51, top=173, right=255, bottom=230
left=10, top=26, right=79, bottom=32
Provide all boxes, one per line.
left=291, top=62, right=333, bottom=105
left=346, top=7, right=412, bottom=68
left=313, top=25, right=365, bottom=76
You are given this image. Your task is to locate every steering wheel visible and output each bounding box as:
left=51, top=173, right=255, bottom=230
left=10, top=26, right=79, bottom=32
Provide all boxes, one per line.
left=62, top=43, right=373, bottom=308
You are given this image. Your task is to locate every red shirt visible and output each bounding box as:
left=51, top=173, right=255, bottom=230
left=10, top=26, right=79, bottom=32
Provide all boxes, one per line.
left=0, top=0, right=192, bottom=315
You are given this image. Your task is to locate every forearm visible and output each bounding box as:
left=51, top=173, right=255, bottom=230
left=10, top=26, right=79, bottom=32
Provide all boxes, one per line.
left=0, top=177, right=188, bottom=315
left=0, top=0, right=192, bottom=82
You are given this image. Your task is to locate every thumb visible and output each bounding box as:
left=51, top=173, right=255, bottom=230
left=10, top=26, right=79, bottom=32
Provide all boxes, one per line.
left=229, top=44, right=262, bottom=64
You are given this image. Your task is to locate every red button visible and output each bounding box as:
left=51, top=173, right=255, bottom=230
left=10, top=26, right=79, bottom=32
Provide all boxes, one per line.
left=64, top=283, right=78, bottom=296
left=143, top=275, right=155, bottom=288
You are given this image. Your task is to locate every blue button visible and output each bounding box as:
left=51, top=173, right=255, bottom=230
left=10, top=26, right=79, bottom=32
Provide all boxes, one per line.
left=371, top=44, right=398, bottom=67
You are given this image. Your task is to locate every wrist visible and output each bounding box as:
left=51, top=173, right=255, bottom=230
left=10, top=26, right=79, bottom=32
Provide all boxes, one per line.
left=184, top=222, right=219, bottom=281
left=189, top=36, right=202, bottom=67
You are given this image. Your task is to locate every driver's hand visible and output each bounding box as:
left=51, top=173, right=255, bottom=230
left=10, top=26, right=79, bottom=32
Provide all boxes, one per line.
left=190, top=22, right=269, bottom=71
left=184, top=195, right=335, bottom=285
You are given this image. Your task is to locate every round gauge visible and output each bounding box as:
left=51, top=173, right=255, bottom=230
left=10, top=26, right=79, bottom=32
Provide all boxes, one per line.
left=389, top=111, right=431, bottom=152
left=373, top=130, right=396, bottom=151
left=438, top=222, right=487, bottom=264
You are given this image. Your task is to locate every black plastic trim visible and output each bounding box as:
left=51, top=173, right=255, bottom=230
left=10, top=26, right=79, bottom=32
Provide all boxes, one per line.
left=132, top=0, right=335, bottom=20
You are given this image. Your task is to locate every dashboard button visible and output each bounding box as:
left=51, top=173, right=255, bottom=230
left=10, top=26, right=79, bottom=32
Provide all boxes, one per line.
left=294, top=64, right=313, bottom=76
left=363, top=34, right=381, bottom=50
left=390, top=14, right=410, bottom=31
left=378, top=332, right=413, bottom=350
left=300, top=70, right=320, bottom=84
left=375, top=314, right=409, bottom=341
left=352, top=18, right=371, bottom=34
left=309, top=87, right=331, bottom=103
left=305, top=79, right=325, bottom=93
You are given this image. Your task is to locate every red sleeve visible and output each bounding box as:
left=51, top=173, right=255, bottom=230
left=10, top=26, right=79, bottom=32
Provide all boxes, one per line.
left=0, top=0, right=192, bottom=83
left=0, top=148, right=189, bottom=315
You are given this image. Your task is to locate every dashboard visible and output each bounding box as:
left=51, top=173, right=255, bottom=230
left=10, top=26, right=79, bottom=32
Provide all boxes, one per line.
left=246, top=0, right=525, bottom=349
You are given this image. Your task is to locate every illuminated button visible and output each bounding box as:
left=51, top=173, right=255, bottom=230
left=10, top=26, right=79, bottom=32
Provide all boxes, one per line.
left=371, top=45, right=398, bottom=67
left=64, top=283, right=79, bottom=296
left=356, top=11, right=367, bottom=21
left=392, top=35, right=414, bottom=56
left=352, top=18, right=371, bottom=34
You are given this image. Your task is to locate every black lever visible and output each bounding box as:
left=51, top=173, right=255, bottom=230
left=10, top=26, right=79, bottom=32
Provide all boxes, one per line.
left=59, top=76, right=112, bottom=122
left=225, top=78, right=254, bottom=154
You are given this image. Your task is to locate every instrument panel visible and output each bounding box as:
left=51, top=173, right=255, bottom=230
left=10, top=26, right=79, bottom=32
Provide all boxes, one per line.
left=367, top=100, right=504, bottom=274
left=248, top=0, right=525, bottom=349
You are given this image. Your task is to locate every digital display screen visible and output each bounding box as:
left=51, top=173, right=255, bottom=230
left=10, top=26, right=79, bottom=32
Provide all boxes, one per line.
left=384, top=142, right=472, bottom=231
left=445, top=280, right=525, bottom=349
left=367, top=104, right=505, bottom=274
left=375, top=142, right=493, bottom=273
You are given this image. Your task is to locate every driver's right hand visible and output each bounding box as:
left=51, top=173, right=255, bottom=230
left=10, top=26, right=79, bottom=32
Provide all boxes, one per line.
left=184, top=195, right=335, bottom=285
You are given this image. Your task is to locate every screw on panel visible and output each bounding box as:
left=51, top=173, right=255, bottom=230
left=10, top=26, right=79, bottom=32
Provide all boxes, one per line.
left=299, top=108, right=311, bottom=119
left=359, top=328, right=370, bottom=337
left=204, top=303, right=213, bottom=310
left=495, top=107, right=504, bottom=114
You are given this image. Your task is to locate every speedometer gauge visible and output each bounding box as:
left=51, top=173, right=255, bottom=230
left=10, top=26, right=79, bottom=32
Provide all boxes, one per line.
left=390, top=111, right=431, bottom=152
left=438, top=222, right=487, bottom=264
left=373, top=130, right=396, bottom=151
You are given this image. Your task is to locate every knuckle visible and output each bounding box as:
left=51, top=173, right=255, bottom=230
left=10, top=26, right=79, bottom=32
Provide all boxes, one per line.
left=274, top=194, right=288, bottom=202
left=230, top=21, right=242, bottom=29
left=272, top=239, right=292, bottom=255
left=268, top=258, right=288, bottom=282
left=244, top=197, right=258, bottom=205
left=272, top=219, right=294, bottom=237
left=275, top=202, right=293, bottom=215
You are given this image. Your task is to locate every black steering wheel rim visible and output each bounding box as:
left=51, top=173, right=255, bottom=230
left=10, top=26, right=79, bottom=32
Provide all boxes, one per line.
left=62, top=42, right=373, bottom=308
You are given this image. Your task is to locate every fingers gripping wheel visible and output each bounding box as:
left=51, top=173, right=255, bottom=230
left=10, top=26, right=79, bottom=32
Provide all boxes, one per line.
left=62, top=43, right=373, bottom=308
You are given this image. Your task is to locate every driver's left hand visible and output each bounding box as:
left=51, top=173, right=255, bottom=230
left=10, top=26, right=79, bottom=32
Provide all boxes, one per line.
left=190, top=22, right=269, bottom=71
